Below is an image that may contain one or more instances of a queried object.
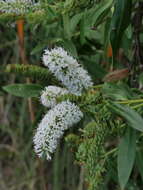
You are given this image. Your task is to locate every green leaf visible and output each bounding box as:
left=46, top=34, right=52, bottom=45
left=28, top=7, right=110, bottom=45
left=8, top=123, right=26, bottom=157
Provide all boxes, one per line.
left=136, top=150, right=143, bottom=181
left=102, top=83, right=133, bottom=100
left=110, top=0, right=132, bottom=59
left=58, top=40, right=77, bottom=57
left=138, top=73, right=143, bottom=87
left=47, top=6, right=57, bottom=17
left=70, top=13, right=83, bottom=34
left=109, top=102, right=143, bottom=132
left=91, top=0, right=113, bottom=26
left=80, top=12, right=86, bottom=45
left=82, top=56, right=107, bottom=80
left=63, top=13, right=71, bottom=40
left=118, top=128, right=136, bottom=189
left=30, top=43, right=46, bottom=55
left=3, top=84, right=43, bottom=98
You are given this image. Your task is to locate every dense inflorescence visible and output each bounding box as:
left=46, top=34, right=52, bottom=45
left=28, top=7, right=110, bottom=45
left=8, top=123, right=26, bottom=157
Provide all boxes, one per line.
left=43, top=47, right=93, bottom=95
left=40, top=86, right=68, bottom=108
left=0, top=0, right=40, bottom=15
left=33, top=46, right=94, bottom=160
left=76, top=119, right=109, bottom=190
left=33, top=101, right=83, bottom=160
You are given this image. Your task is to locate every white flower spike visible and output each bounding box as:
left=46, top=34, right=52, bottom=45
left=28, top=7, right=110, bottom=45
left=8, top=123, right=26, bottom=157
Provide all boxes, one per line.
left=40, top=86, right=68, bottom=108
left=0, top=0, right=40, bottom=15
left=43, top=47, right=93, bottom=95
left=33, top=101, right=83, bottom=160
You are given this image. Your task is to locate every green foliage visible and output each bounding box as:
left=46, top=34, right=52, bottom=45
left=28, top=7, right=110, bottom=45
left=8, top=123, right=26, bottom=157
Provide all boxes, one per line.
left=110, top=0, right=132, bottom=60
left=3, top=84, right=43, bottom=98
left=138, top=73, right=143, bottom=88
left=102, top=82, right=134, bottom=100
left=56, top=89, right=99, bottom=105
left=118, top=128, right=136, bottom=189
left=1, top=0, right=143, bottom=189
left=136, top=149, right=143, bottom=182
left=109, top=102, right=143, bottom=132
left=90, top=0, right=113, bottom=27
left=75, top=98, right=114, bottom=190
left=65, top=134, right=80, bottom=150
left=76, top=121, right=108, bottom=189
left=5, top=64, right=56, bottom=83
left=57, top=93, right=83, bottom=104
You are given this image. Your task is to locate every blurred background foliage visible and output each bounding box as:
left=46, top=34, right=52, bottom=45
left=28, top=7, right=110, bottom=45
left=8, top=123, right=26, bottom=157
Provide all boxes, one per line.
left=1, top=0, right=143, bottom=189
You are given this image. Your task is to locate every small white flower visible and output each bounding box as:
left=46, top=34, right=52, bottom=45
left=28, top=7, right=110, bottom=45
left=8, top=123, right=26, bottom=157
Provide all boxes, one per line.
left=33, top=101, right=83, bottom=160
left=40, top=86, right=68, bottom=108
left=43, top=47, right=93, bottom=95
left=0, top=0, right=40, bottom=15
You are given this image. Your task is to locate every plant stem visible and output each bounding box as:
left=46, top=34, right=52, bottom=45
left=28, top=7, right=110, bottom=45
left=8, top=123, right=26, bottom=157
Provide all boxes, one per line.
left=103, top=148, right=117, bottom=158
left=132, top=102, right=143, bottom=109
left=16, top=19, right=35, bottom=123
left=117, top=99, right=143, bottom=104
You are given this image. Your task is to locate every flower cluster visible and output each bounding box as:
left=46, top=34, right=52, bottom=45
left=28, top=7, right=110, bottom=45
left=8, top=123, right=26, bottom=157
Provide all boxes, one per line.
left=43, top=47, right=93, bottom=95
left=0, top=0, right=40, bottom=15
left=33, top=47, right=92, bottom=160
left=40, top=86, right=68, bottom=108
left=33, top=101, right=83, bottom=160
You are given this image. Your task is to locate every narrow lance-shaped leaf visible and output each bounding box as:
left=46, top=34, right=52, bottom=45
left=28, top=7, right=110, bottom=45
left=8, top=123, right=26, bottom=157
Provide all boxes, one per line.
left=3, top=84, right=43, bottom=98
left=63, top=13, right=71, bottom=40
left=102, top=82, right=133, bottom=100
left=110, top=0, right=132, bottom=59
left=80, top=12, right=86, bottom=45
left=91, top=0, right=113, bottom=26
left=70, top=13, right=83, bottom=34
left=118, top=128, right=136, bottom=189
left=108, top=102, right=143, bottom=132
left=136, top=150, right=143, bottom=181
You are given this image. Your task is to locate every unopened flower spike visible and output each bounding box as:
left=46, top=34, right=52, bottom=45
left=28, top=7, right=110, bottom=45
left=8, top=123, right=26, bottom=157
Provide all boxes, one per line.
left=0, top=0, right=40, bottom=15
left=43, top=47, right=93, bottom=96
left=40, top=86, right=68, bottom=108
left=33, top=101, right=83, bottom=160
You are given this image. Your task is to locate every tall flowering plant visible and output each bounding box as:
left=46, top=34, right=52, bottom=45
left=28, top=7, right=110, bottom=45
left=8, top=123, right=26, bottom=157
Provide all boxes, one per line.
left=2, top=0, right=143, bottom=189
